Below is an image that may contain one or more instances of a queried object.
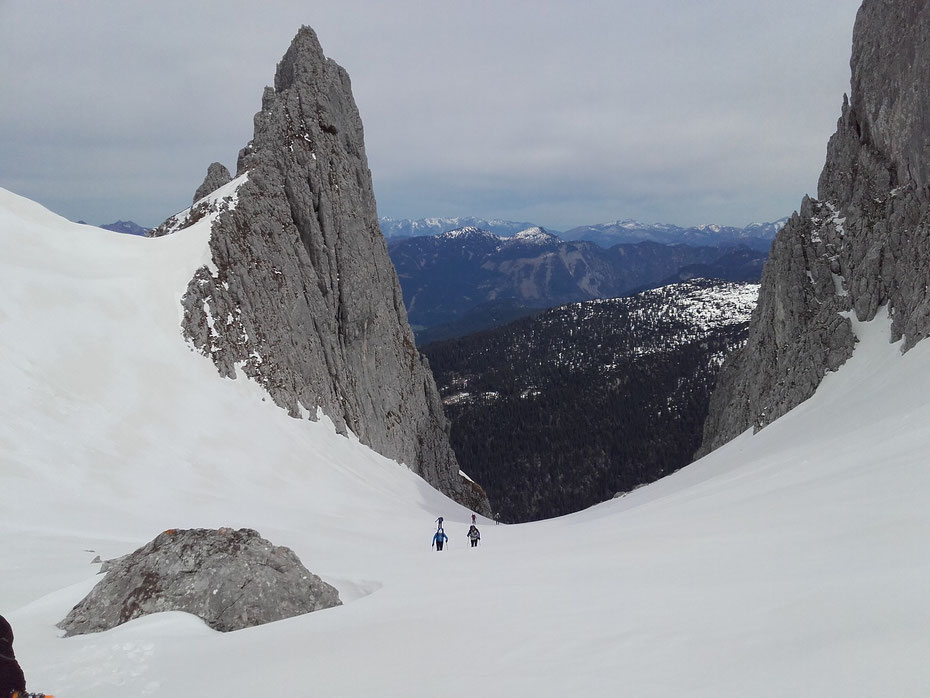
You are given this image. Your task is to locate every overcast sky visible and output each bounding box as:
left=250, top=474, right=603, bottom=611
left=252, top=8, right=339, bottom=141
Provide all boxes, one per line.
left=0, top=0, right=863, bottom=231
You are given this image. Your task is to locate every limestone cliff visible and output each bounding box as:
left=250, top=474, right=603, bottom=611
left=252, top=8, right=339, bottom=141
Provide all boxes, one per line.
left=700, top=0, right=930, bottom=455
left=191, top=162, right=232, bottom=205
left=156, top=27, right=489, bottom=513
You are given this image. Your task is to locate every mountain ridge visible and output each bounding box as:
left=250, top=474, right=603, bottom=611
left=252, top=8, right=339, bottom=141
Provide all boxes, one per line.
left=700, top=0, right=930, bottom=455
left=151, top=26, right=489, bottom=512
left=389, top=225, right=767, bottom=342
left=380, top=215, right=784, bottom=249
left=563, top=218, right=786, bottom=250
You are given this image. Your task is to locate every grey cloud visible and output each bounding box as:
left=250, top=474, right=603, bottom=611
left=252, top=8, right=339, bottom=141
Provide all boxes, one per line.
left=0, top=0, right=862, bottom=229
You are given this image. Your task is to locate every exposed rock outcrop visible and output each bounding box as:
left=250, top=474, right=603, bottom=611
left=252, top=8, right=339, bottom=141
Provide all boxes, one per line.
left=699, top=0, right=930, bottom=455
left=192, top=162, right=232, bottom=205
left=58, top=528, right=340, bottom=635
left=156, top=27, right=490, bottom=513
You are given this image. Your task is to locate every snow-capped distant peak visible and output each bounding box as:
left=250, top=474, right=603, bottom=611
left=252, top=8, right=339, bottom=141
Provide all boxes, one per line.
left=437, top=226, right=502, bottom=242
left=508, top=227, right=560, bottom=245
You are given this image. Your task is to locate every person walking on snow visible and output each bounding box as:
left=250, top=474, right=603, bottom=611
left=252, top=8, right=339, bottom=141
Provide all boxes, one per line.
left=0, top=615, right=27, bottom=697
left=471, top=513, right=476, bottom=525
left=432, top=528, right=448, bottom=551
left=435, top=516, right=444, bottom=531
left=467, top=525, right=481, bottom=548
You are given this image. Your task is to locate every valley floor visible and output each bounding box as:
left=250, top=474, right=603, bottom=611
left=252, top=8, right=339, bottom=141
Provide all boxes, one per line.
left=2, top=315, right=928, bottom=697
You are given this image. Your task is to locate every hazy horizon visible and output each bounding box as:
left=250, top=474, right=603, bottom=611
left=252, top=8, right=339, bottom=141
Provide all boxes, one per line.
left=0, top=0, right=862, bottom=230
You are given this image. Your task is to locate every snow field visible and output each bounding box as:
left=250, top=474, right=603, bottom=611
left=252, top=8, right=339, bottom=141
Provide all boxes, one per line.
left=1, top=187, right=928, bottom=696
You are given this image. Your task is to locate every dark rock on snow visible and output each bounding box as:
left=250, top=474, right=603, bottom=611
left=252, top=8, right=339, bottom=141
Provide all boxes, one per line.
left=699, top=0, right=930, bottom=455
left=192, top=162, right=232, bottom=205
left=58, top=528, right=340, bottom=635
left=153, top=27, right=490, bottom=514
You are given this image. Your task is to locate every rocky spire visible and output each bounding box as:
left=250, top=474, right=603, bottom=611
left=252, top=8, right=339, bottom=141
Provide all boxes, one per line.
left=699, top=0, right=930, bottom=455
left=192, top=162, right=232, bottom=205
left=170, top=26, right=489, bottom=513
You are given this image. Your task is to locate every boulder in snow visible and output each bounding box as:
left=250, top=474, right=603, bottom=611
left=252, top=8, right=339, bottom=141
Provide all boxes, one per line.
left=58, top=527, right=341, bottom=635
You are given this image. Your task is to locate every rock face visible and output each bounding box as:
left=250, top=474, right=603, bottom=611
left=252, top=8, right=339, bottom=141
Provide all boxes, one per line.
left=699, top=0, right=930, bottom=455
left=192, top=162, right=232, bottom=205
left=58, top=528, right=341, bottom=635
left=156, top=27, right=489, bottom=514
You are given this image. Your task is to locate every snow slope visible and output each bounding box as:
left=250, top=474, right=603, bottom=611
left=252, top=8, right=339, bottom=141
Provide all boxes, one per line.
left=1, top=188, right=928, bottom=696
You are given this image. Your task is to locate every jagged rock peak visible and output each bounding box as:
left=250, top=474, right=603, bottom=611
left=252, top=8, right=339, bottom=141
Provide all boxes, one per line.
left=192, top=162, right=232, bottom=205
left=698, top=0, right=930, bottom=456
left=273, top=26, right=328, bottom=93
left=164, top=26, right=491, bottom=514
left=842, top=1, right=930, bottom=195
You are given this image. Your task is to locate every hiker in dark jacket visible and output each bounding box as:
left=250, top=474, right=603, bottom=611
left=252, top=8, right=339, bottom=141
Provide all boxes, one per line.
left=0, top=614, right=27, bottom=696
left=467, top=525, right=481, bottom=547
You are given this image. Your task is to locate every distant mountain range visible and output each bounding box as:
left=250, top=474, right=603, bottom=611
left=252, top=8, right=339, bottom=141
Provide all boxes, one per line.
left=563, top=218, right=786, bottom=251
left=421, top=278, right=759, bottom=522
left=387, top=225, right=768, bottom=344
left=81, top=215, right=783, bottom=248
left=379, top=215, right=785, bottom=250
left=379, top=216, right=549, bottom=239
left=101, top=220, right=149, bottom=236
left=76, top=219, right=150, bottom=236
left=84, top=215, right=782, bottom=249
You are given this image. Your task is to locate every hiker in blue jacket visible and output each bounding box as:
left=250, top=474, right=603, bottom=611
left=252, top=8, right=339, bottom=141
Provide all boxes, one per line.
left=432, top=528, right=448, bottom=551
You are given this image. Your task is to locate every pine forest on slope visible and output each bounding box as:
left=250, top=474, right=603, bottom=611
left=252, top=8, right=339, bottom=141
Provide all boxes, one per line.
left=421, top=279, right=759, bottom=522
